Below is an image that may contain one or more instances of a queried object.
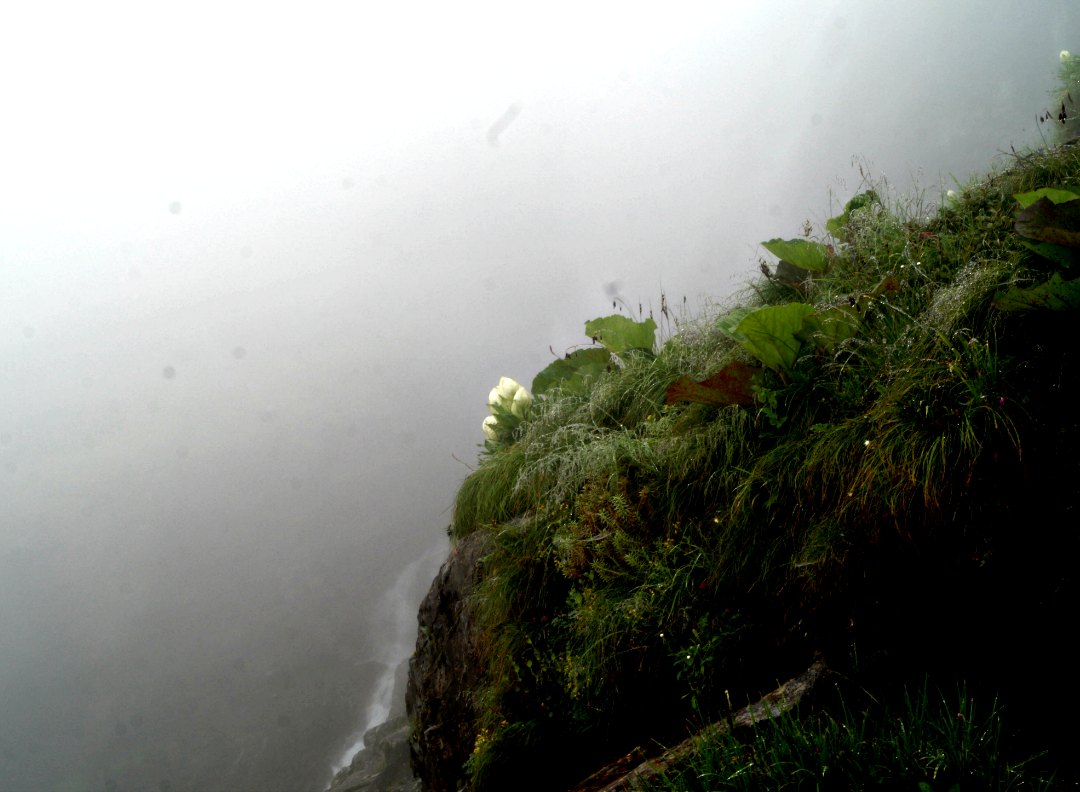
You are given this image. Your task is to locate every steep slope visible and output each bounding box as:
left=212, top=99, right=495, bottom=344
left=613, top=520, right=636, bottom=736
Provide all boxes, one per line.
left=408, top=137, right=1080, bottom=790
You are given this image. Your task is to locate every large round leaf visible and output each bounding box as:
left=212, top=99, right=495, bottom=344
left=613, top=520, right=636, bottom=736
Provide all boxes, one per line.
left=532, top=348, right=612, bottom=397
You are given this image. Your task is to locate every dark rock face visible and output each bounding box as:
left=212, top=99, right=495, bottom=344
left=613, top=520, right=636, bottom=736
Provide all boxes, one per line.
left=406, top=532, right=491, bottom=792
left=327, top=714, right=419, bottom=792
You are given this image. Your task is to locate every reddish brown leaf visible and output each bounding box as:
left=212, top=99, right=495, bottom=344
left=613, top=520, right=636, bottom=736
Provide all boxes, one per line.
left=665, top=361, right=760, bottom=406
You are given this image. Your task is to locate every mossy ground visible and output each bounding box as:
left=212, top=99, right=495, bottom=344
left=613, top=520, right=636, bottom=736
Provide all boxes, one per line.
left=448, top=134, right=1080, bottom=791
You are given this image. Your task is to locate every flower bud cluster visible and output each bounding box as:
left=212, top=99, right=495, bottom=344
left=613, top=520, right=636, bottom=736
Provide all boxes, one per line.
left=482, top=376, right=533, bottom=446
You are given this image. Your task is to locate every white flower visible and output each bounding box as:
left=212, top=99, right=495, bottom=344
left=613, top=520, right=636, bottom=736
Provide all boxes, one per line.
left=1062, top=50, right=1072, bottom=63
left=488, top=376, right=522, bottom=412
left=488, top=376, right=532, bottom=417
left=483, top=376, right=533, bottom=443
left=510, top=386, right=533, bottom=418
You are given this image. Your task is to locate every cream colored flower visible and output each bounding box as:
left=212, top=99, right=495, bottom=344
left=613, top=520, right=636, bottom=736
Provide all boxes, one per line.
left=484, top=376, right=533, bottom=443
left=510, top=386, right=533, bottom=418
left=1061, top=50, right=1072, bottom=63
left=489, top=376, right=523, bottom=412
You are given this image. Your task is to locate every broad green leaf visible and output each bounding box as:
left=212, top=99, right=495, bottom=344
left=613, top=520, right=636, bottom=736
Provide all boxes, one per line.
left=734, top=303, right=816, bottom=372
left=796, top=305, right=860, bottom=351
left=826, top=190, right=879, bottom=237
left=1013, top=187, right=1080, bottom=209
left=1019, top=238, right=1078, bottom=269
left=531, top=348, right=611, bottom=397
left=773, top=259, right=811, bottom=285
left=664, top=361, right=760, bottom=406
left=584, top=315, right=657, bottom=356
left=716, top=307, right=753, bottom=342
left=760, top=238, right=830, bottom=273
left=993, top=272, right=1080, bottom=312
left=1014, top=197, right=1080, bottom=250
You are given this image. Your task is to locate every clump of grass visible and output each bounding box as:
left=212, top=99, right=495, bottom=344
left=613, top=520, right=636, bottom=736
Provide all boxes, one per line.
left=445, top=137, right=1080, bottom=789
left=645, top=681, right=1057, bottom=791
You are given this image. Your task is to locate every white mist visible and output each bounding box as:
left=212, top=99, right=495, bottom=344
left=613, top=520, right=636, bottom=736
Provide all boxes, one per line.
left=327, top=546, right=444, bottom=782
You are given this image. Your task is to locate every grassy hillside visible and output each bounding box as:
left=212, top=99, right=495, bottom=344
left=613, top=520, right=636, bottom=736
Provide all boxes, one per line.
left=446, top=68, right=1080, bottom=790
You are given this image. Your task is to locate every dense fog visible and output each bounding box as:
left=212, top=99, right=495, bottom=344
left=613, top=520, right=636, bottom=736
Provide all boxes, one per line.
left=0, top=2, right=1075, bottom=790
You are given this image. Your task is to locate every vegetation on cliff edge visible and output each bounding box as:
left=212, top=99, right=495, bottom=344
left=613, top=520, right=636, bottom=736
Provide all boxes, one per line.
left=442, top=62, right=1080, bottom=791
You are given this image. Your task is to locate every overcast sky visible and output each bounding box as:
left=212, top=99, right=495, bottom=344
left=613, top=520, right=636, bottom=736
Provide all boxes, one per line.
left=0, top=2, right=1075, bottom=790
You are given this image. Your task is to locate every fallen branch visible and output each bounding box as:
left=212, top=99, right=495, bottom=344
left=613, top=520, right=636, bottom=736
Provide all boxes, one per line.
left=570, top=657, right=830, bottom=792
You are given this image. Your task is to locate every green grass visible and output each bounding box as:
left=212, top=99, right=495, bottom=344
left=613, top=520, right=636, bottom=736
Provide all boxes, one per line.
left=645, top=681, right=1057, bottom=791
left=444, top=136, right=1080, bottom=790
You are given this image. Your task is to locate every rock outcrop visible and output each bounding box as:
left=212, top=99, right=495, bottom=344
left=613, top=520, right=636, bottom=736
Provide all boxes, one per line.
left=327, top=658, right=418, bottom=792
left=324, top=713, right=416, bottom=790
left=326, top=713, right=418, bottom=792
left=405, top=531, right=490, bottom=792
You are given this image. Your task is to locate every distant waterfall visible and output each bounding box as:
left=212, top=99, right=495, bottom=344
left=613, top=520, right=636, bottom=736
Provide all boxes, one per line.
left=328, top=545, right=443, bottom=778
